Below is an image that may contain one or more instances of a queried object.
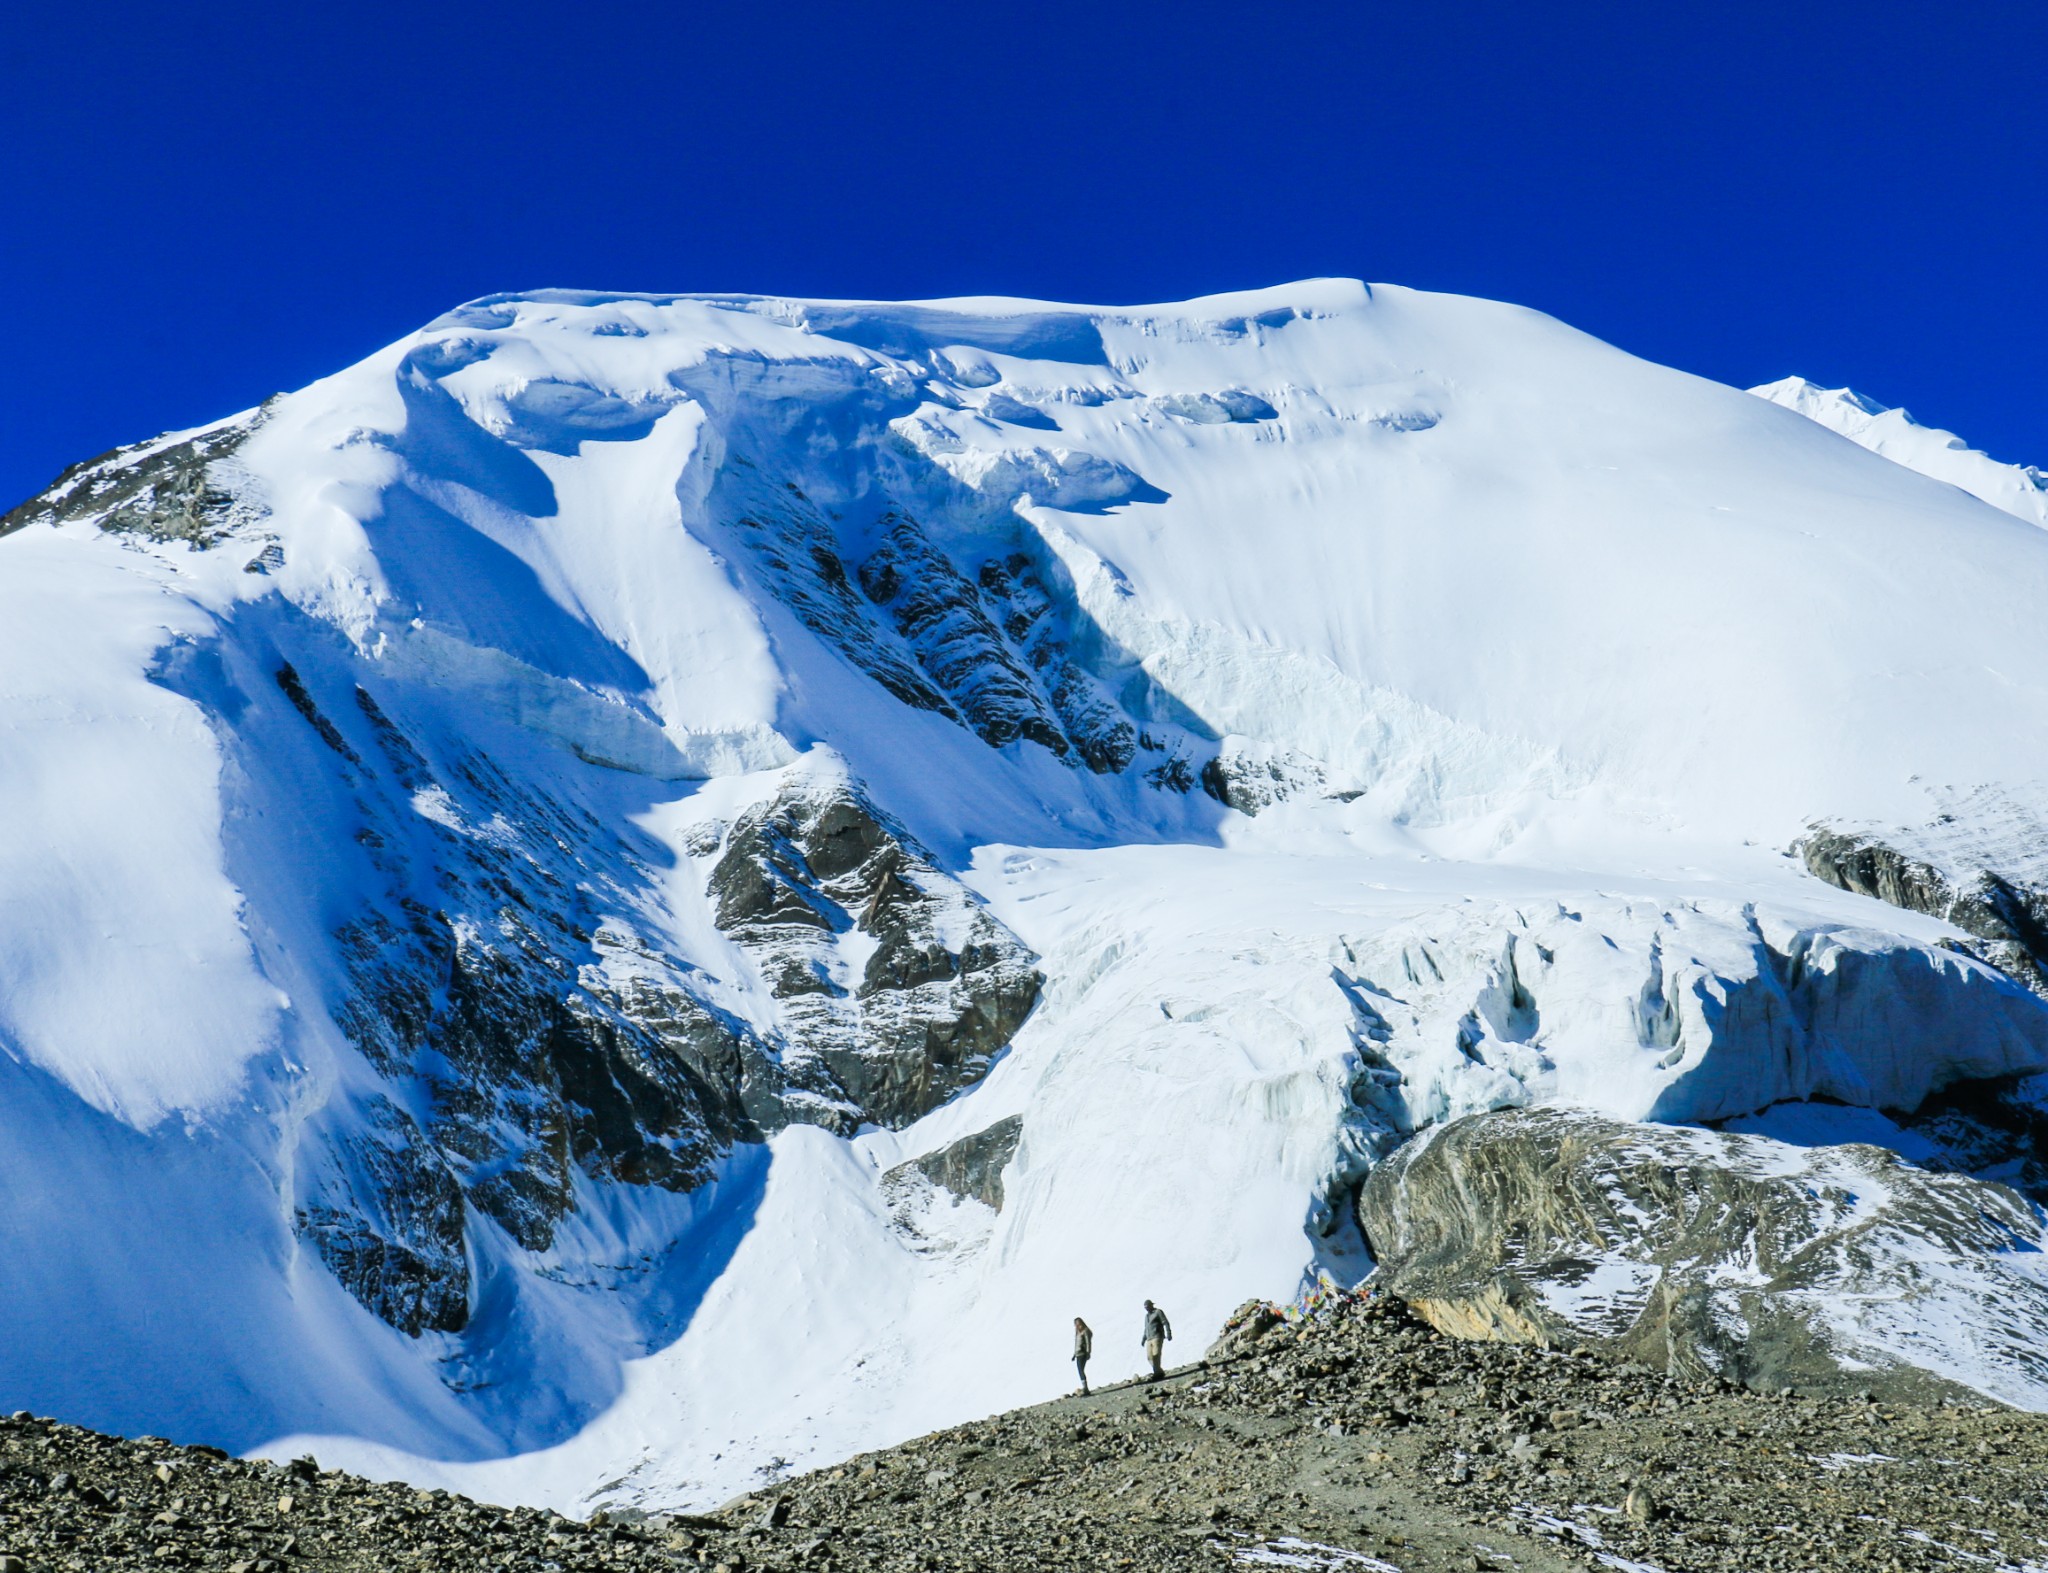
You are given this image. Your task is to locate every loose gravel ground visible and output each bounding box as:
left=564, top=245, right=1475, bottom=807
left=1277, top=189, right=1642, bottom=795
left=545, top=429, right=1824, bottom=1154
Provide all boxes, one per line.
left=4, top=1294, right=2046, bottom=1571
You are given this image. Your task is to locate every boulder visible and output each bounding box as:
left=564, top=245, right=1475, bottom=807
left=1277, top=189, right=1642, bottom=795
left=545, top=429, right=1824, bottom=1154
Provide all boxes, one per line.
left=1204, top=1298, right=1284, bottom=1362
left=1358, top=1104, right=2048, bottom=1405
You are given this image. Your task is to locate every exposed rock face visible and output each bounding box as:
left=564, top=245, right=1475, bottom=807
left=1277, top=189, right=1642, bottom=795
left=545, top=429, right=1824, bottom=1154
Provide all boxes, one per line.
left=857, top=511, right=1071, bottom=757
left=296, top=684, right=767, bottom=1329
left=720, top=466, right=959, bottom=720
left=975, top=553, right=1137, bottom=774
left=1, top=413, right=265, bottom=545
left=296, top=1099, right=472, bottom=1336
left=884, top=1115, right=1023, bottom=1211
left=3, top=372, right=1064, bottom=1350
left=252, top=663, right=1038, bottom=1335
left=707, top=786, right=1043, bottom=1131
left=327, top=901, right=759, bottom=1263
left=1357, top=1104, right=2048, bottom=1404
left=708, top=451, right=1144, bottom=777
left=317, top=759, right=1041, bottom=1333
left=1801, top=816, right=2048, bottom=996
left=1199, top=740, right=1327, bottom=816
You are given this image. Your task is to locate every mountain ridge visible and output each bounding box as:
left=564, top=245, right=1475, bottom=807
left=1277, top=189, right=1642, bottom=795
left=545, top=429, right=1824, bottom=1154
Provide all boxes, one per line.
left=2, top=279, right=2047, bottom=1513
left=1749, top=373, right=2048, bottom=529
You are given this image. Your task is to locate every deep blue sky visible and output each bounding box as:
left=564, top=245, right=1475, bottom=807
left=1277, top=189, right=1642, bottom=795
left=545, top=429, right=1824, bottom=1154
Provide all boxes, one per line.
left=4, top=0, right=2042, bottom=506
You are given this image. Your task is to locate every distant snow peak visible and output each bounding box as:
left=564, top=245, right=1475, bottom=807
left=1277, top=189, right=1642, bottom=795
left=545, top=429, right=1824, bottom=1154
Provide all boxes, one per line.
left=1751, top=375, right=2048, bottom=527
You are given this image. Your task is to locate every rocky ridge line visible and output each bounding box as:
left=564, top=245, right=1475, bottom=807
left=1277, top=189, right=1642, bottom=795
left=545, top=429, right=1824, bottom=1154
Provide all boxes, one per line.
left=7, top=1292, right=2048, bottom=1572
left=0, top=411, right=272, bottom=550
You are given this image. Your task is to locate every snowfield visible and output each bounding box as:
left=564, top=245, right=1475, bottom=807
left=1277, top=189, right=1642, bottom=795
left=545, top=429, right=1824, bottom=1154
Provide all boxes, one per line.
left=2, top=279, right=2047, bottom=1512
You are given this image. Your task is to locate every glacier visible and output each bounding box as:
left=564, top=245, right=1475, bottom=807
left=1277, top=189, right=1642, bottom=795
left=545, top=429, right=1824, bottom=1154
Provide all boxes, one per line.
left=4, top=278, right=2048, bottom=1511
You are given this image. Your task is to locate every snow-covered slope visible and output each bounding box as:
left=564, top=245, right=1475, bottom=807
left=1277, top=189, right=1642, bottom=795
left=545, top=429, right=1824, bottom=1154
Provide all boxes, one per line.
left=1751, top=375, right=2048, bottom=528
left=5, top=280, right=2048, bottom=1512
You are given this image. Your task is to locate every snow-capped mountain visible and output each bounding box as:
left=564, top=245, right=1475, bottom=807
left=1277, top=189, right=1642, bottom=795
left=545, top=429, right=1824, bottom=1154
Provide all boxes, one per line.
left=1751, top=375, right=2048, bottom=528
left=4, top=280, right=2048, bottom=1512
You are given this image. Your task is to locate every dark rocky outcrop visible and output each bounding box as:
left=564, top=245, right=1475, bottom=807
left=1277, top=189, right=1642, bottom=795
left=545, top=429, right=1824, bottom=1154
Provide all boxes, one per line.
left=2, top=413, right=264, bottom=544
left=1200, top=742, right=1325, bottom=816
left=324, top=831, right=766, bottom=1320
left=275, top=664, right=363, bottom=764
left=885, top=1115, right=1024, bottom=1211
left=256, top=654, right=1037, bottom=1334
left=722, top=467, right=960, bottom=720
left=858, top=512, right=1070, bottom=757
left=315, top=769, right=1039, bottom=1334
left=295, top=1099, right=471, bottom=1336
left=975, top=552, right=1138, bottom=774
left=1801, top=818, right=2048, bottom=996
left=713, top=457, right=1143, bottom=777
left=1358, top=1104, right=2048, bottom=1403
left=707, top=785, right=1043, bottom=1130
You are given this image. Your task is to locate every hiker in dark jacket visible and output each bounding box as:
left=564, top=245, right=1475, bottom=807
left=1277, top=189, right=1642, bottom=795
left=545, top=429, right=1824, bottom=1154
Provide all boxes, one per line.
left=1141, top=1299, right=1173, bottom=1380
left=1073, top=1317, right=1094, bottom=1394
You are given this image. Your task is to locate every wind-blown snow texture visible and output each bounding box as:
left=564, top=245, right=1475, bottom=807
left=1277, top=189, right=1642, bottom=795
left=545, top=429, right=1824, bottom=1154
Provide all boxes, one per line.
left=5, top=280, right=2048, bottom=1512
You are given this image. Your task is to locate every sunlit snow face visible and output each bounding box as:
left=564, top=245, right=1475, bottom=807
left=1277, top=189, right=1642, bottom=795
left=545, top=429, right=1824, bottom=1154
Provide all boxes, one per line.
left=5, top=279, right=2048, bottom=1513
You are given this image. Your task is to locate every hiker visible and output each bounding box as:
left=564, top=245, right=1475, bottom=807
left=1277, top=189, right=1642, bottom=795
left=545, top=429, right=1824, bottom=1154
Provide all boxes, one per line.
left=1073, top=1316, right=1093, bottom=1394
left=1141, top=1299, right=1173, bottom=1380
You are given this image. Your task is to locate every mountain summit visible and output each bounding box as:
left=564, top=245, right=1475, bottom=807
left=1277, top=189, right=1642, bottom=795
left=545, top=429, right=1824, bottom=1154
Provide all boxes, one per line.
left=1750, top=374, right=2048, bottom=528
left=3, top=281, right=2047, bottom=1512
